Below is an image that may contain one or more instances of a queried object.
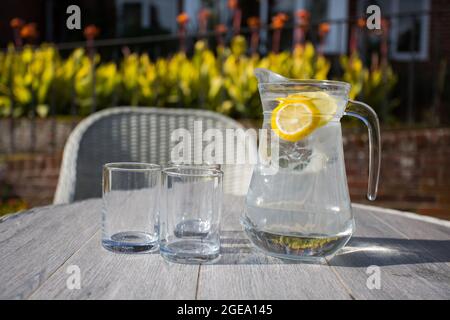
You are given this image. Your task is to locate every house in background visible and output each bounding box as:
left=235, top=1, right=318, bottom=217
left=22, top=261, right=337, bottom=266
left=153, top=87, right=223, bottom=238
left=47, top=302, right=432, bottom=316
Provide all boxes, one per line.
left=111, top=0, right=447, bottom=62
left=112, top=0, right=448, bottom=122
left=1, top=0, right=447, bottom=63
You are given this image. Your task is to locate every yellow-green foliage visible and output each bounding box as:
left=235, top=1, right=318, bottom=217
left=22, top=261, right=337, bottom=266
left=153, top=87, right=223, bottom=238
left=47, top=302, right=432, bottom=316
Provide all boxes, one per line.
left=0, top=37, right=397, bottom=119
left=340, top=52, right=398, bottom=121
left=340, top=53, right=366, bottom=100
left=0, top=44, right=56, bottom=117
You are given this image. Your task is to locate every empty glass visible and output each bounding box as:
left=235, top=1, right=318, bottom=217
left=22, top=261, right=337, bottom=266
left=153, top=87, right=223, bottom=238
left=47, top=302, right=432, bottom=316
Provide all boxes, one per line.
left=102, top=163, right=161, bottom=253
left=160, top=166, right=223, bottom=264
left=167, top=161, right=221, bottom=171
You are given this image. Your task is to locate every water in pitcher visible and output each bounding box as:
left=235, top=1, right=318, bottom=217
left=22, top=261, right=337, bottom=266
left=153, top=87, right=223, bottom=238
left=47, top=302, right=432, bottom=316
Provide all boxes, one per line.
left=242, top=68, right=381, bottom=261
left=243, top=119, right=354, bottom=260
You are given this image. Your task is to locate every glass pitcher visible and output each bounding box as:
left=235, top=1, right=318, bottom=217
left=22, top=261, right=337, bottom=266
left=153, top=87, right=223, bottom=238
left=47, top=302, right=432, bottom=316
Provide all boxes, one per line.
left=243, top=69, right=381, bottom=262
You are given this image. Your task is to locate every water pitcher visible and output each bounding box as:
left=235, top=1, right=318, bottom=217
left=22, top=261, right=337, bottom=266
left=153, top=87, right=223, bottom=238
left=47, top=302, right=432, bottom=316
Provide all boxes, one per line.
left=243, top=69, right=381, bottom=262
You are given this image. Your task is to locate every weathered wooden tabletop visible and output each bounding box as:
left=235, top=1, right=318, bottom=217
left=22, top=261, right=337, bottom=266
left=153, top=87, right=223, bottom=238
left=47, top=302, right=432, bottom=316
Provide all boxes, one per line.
left=0, top=194, right=449, bottom=300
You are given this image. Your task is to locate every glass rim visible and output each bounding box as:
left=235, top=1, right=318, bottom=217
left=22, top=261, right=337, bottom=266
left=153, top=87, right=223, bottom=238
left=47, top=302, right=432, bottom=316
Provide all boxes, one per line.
left=163, top=166, right=223, bottom=178
left=258, top=78, right=352, bottom=91
left=167, top=162, right=221, bottom=169
left=104, top=162, right=161, bottom=172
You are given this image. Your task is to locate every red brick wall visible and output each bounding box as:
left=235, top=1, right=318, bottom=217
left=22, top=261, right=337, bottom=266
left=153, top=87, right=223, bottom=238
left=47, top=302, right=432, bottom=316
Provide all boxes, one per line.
left=344, top=128, right=450, bottom=220
left=1, top=153, right=62, bottom=207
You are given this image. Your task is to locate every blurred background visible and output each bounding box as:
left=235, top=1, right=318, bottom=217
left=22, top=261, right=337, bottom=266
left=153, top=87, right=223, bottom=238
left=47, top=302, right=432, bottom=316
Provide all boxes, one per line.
left=0, top=0, right=449, bottom=219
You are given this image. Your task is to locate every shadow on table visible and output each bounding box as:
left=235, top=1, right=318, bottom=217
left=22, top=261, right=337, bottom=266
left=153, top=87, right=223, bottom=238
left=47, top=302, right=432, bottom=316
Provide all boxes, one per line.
left=218, top=232, right=450, bottom=267
left=330, top=236, right=450, bottom=268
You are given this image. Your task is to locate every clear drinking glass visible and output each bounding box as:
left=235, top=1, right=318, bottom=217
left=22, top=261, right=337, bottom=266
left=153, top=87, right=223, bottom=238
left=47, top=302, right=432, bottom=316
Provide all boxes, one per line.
left=160, top=166, right=223, bottom=264
left=102, top=162, right=161, bottom=253
left=167, top=161, right=222, bottom=171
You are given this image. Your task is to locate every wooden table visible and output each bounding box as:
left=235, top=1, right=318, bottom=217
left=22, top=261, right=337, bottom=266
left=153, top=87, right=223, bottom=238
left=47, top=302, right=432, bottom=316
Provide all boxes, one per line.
left=1, top=195, right=449, bottom=300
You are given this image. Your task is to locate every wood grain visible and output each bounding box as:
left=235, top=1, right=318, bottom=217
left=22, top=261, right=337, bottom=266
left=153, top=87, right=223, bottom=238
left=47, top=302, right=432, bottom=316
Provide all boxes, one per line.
left=29, top=232, right=199, bottom=300
left=0, top=200, right=100, bottom=299
left=0, top=195, right=448, bottom=300
left=328, top=206, right=450, bottom=299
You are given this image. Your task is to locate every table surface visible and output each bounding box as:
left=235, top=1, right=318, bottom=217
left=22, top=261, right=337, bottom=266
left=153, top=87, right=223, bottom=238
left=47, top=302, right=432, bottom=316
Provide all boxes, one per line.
left=1, top=194, right=449, bottom=300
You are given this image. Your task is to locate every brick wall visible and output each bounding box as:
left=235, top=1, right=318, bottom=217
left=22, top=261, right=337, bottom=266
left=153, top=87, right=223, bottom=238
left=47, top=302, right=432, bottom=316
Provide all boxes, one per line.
left=0, top=153, right=61, bottom=207
left=0, top=118, right=77, bottom=154
left=1, top=125, right=449, bottom=220
left=344, top=128, right=450, bottom=220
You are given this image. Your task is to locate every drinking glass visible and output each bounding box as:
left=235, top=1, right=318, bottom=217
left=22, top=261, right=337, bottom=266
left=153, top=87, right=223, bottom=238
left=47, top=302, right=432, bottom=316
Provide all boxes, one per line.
left=167, top=161, right=222, bottom=171
left=160, top=166, right=223, bottom=264
left=102, top=162, right=161, bottom=253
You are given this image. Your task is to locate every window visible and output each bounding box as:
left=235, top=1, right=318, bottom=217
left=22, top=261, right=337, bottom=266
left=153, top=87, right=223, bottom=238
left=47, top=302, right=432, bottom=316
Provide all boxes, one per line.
left=390, top=0, right=430, bottom=61
left=123, top=3, right=142, bottom=35
left=116, top=0, right=178, bottom=36
left=358, top=0, right=430, bottom=61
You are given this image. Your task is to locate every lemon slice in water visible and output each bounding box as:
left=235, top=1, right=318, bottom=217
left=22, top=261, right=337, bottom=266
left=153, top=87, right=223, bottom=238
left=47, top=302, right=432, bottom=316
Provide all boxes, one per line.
left=271, top=92, right=338, bottom=142
left=271, top=99, right=319, bottom=142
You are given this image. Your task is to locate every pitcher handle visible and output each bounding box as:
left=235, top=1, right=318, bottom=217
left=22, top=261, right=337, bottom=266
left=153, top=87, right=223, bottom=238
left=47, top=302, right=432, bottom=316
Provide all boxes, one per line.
left=344, top=100, right=381, bottom=201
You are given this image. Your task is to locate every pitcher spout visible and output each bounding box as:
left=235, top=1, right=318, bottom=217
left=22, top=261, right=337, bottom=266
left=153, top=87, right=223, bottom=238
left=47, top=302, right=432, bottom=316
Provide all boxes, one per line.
left=254, top=68, right=288, bottom=84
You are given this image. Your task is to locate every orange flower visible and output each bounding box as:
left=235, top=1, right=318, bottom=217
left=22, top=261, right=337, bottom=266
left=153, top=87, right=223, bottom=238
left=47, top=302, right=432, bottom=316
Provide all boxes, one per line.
left=296, top=9, right=310, bottom=21
left=177, top=12, right=190, bottom=26
left=381, top=18, right=390, bottom=29
left=247, top=16, right=260, bottom=29
left=215, top=24, right=227, bottom=34
left=319, top=22, right=330, bottom=37
left=198, top=8, right=211, bottom=20
left=276, top=13, right=289, bottom=23
left=228, top=0, right=238, bottom=10
left=10, top=18, right=24, bottom=29
left=20, top=23, right=38, bottom=40
left=357, top=18, right=366, bottom=29
left=271, top=12, right=288, bottom=29
left=271, top=16, right=285, bottom=30
left=83, top=24, right=100, bottom=40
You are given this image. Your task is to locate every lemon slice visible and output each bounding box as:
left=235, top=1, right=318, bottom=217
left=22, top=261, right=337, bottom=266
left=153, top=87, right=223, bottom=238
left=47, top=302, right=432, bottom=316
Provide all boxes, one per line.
left=271, top=99, right=319, bottom=142
left=271, top=92, right=338, bottom=142
left=277, top=92, right=338, bottom=126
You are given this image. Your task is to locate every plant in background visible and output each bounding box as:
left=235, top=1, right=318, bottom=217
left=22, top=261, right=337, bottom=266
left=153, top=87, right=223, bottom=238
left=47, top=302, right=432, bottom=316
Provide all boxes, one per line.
left=53, top=48, right=82, bottom=114
left=198, top=8, right=211, bottom=41
left=0, top=10, right=399, bottom=122
left=20, top=23, right=39, bottom=45
left=362, top=56, right=398, bottom=123
left=293, top=10, right=310, bottom=49
left=176, top=12, right=189, bottom=53
left=10, top=18, right=24, bottom=48
left=0, top=45, right=56, bottom=117
left=228, top=0, right=242, bottom=36
left=0, top=45, right=16, bottom=116
left=215, top=24, right=227, bottom=48
left=271, top=13, right=288, bottom=54
left=222, top=36, right=260, bottom=117
left=340, top=53, right=366, bottom=100
left=247, top=17, right=260, bottom=55
left=96, top=62, right=122, bottom=108
left=318, top=23, right=330, bottom=56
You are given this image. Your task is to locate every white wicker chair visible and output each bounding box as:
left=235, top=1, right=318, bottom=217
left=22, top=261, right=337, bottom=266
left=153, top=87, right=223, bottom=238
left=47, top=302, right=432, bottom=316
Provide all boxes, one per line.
left=54, top=107, right=254, bottom=204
